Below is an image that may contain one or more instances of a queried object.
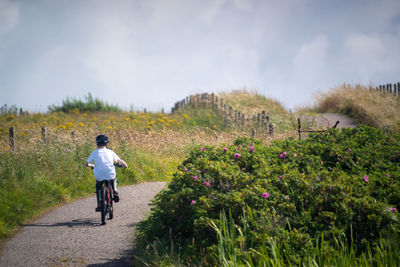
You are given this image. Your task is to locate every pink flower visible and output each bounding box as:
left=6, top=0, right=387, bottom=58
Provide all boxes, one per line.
left=184, top=168, right=188, bottom=172
left=284, top=195, right=290, bottom=200
left=389, top=207, right=397, bottom=212
left=204, top=181, right=211, bottom=187
left=386, top=173, right=390, bottom=177
left=348, top=148, right=352, bottom=152
left=249, top=146, right=255, bottom=152
left=279, top=152, right=287, bottom=158
left=192, top=176, right=198, bottom=180
left=293, top=153, right=297, bottom=157
left=263, top=192, right=270, bottom=199
left=234, top=153, right=241, bottom=159
left=223, top=147, right=227, bottom=152
left=200, top=147, right=205, bottom=151
left=279, top=175, right=282, bottom=178
left=190, top=200, right=196, bottom=206
left=363, top=176, right=369, bottom=182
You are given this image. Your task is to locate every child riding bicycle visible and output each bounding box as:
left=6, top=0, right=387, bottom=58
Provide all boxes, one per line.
left=85, top=134, right=128, bottom=212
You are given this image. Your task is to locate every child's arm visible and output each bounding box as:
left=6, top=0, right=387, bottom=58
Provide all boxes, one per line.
left=85, top=162, right=94, bottom=169
left=117, top=159, right=128, bottom=168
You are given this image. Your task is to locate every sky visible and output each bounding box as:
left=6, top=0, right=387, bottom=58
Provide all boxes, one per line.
left=1, top=0, right=399, bottom=112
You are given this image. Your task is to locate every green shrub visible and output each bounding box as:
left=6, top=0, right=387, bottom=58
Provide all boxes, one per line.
left=48, top=93, right=121, bottom=113
left=136, top=126, right=400, bottom=264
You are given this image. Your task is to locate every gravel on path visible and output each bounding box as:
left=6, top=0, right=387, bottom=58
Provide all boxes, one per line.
left=0, top=182, right=166, bottom=267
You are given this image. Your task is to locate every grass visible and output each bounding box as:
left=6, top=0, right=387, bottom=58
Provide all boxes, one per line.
left=210, top=210, right=400, bottom=266
left=135, top=209, right=400, bottom=266
left=305, top=84, right=400, bottom=132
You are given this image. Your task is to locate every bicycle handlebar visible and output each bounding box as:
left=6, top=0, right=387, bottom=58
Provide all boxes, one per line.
left=114, top=162, right=123, bottom=168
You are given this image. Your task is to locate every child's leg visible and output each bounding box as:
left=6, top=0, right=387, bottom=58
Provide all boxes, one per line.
left=95, top=181, right=102, bottom=207
left=112, top=179, right=118, bottom=193
left=112, top=179, right=119, bottom=202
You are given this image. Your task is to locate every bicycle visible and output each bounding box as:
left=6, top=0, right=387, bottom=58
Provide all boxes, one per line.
left=93, top=163, right=122, bottom=225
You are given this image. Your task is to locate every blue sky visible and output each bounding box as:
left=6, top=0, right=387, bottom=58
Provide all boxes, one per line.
left=1, top=0, right=399, bottom=112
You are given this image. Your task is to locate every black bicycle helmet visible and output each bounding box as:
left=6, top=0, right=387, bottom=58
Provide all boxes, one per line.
left=96, top=134, right=109, bottom=146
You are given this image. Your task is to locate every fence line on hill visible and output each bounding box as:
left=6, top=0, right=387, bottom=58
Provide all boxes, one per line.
left=170, top=93, right=274, bottom=136
left=372, top=82, right=400, bottom=96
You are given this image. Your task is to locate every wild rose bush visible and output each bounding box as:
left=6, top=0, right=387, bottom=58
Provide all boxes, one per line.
left=137, top=126, right=400, bottom=261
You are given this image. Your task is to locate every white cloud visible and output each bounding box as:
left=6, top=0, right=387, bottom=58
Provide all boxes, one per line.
left=232, top=0, right=253, bottom=12
left=342, top=33, right=394, bottom=81
left=293, top=35, right=330, bottom=73
left=0, top=0, right=19, bottom=36
left=345, top=34, right=384, bottom=57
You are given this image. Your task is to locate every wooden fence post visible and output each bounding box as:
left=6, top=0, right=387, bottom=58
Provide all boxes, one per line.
left=397, top=83, right=400, bottom=96
left=269, top=124, right=274, bottom=136
left=297, top=118, right=302, bottom=140
left=41, top=126, right=47, bottom=143
left=251, top=128, right=256, bottom=137
left=394, top=84, right=398, bottom=96
left=9, top=127, right=14, bottom=153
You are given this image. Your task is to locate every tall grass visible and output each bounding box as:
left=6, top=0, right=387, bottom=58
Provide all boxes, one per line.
left=210, top=209, right=400, bottom=266
left=312, top=84, right=400, bottom=131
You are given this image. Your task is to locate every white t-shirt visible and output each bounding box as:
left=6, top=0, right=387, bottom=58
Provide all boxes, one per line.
left=87, top=148, right=121, bottom=181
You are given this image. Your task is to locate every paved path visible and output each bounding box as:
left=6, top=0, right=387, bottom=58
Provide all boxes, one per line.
left=314, top=113, right=357, bottom=129
left=0, top=182, right=166, bottom=267
left=299, top=113, right=357, bottom=130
